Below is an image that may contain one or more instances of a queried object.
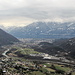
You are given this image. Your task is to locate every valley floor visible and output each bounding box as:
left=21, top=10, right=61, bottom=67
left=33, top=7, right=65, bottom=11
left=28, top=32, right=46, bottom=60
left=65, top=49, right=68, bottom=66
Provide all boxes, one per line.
left=0, top=44, right=75, bottom=75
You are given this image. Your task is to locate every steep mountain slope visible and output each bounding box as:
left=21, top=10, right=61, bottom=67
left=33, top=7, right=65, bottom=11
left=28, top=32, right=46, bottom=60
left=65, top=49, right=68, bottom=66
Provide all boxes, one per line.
left=32, top=42, right=64, bottom=56
left=59, top=38, right=75, bottom=58
left=32, top=38, right=75, bottom=59
left=0, top=28, right=19, bottom=46
left=52, top=37, right=75, bottom=58
left=3, top=22, right=75, bottom=38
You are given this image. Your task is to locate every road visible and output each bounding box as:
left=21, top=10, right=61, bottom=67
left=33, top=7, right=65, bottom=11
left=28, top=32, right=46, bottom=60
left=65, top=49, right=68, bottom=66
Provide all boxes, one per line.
left=2, top=49, right=75, bottom=66
left=2, top=49, right=9, bottom=58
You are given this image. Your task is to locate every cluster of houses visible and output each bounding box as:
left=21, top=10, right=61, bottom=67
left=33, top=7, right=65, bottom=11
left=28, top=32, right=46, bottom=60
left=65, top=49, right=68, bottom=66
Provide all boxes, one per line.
left=29, top=53, right=72, bottom=63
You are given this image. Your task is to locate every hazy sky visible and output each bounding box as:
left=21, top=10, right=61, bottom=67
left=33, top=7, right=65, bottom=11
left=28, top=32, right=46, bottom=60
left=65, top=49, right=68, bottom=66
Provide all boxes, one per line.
left=0, top=0, right=75, bottom=27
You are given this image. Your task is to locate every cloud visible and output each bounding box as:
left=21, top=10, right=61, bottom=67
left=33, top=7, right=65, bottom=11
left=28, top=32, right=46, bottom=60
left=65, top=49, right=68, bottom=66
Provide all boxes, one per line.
left=0, top=0, right=75, bottom=26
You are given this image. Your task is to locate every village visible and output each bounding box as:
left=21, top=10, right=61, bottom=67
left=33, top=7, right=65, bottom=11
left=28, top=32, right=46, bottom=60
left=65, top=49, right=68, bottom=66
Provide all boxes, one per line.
left=0, top=44, right=75, bottom=75
left=0, top=55, right=75, bottom=75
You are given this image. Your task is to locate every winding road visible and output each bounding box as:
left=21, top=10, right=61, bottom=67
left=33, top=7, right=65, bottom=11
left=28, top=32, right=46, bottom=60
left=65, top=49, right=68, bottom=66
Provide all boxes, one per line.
left=2, top=49, right=75, bottom=67
left=2, top=49, right=9, bottom=58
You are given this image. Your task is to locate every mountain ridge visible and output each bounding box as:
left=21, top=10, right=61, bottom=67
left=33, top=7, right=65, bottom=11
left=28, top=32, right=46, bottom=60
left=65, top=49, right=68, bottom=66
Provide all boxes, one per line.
left=0, top=28, right=19, bottom=46
left=1, top=22, right=75, bottom=38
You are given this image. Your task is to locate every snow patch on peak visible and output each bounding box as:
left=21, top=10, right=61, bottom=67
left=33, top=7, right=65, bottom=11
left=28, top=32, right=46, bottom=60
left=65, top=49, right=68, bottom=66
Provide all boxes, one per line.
left=68, top=23, right=74, bottom=27
left=36, top=27, right=39, bottom=29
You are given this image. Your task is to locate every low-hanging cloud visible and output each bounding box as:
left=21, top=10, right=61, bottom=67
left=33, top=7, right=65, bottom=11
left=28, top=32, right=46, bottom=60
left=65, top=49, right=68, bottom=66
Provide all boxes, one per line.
left=0, top=0, right=75, bottom=26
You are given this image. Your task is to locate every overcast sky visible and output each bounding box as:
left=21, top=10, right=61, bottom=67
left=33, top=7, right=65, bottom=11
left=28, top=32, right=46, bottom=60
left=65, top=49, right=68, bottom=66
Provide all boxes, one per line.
left=0, top=0, right=75, bottom=27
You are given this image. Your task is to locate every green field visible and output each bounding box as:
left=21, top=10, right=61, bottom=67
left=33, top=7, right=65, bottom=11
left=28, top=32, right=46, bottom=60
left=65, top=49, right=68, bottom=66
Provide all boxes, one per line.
left=18, top=48, right=40, bottom=55
left=12, top=47, right=40, bottom=55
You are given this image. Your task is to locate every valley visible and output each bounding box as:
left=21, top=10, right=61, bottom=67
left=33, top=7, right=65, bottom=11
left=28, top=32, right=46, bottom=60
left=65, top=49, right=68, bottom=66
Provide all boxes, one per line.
left=0, top=26, right=75, bottom=75
left=0, top=0, right=75, bottom=75
left=0, top=38, right=75, bottom=75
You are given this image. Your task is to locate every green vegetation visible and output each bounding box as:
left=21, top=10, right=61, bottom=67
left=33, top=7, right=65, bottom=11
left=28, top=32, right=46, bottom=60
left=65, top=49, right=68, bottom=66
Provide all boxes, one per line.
left=18, top=48, right=40, bottom=55
left=43, top=63, right=52, bottom=67
left=72, top=72, right=75, bottom=75
left=11, top=47, right=40, bottom=55
left=27, top=71, right=46, bottom=75
left=40, top=67, right=48, bottom=73
left=54, top=65, right=72, bottom=72
left=45, top=68, right=55, bottom=72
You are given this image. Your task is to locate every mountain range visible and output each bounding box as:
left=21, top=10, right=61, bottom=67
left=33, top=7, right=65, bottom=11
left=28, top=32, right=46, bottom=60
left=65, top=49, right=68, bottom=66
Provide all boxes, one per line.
left=0, top=23, right=75, bottom=58
left=3, top=22, right=75, bottom=39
